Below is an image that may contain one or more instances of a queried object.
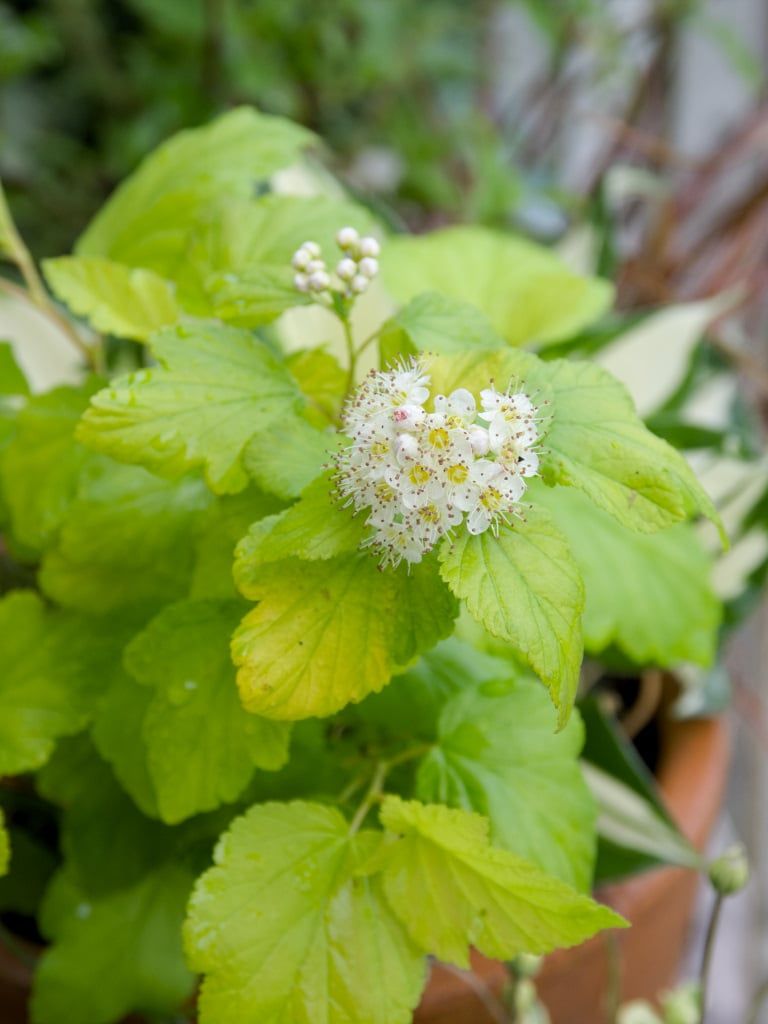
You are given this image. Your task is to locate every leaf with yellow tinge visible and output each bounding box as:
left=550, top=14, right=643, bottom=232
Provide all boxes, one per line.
left=233, top=555, right=457, bottom=720
left=438, top=510, right=584, bottom=725
left=184, top=802, right=426, bottom=1024
left=378, top=797, right=625, bottom=968
left=43, top=257, right=181, bottom=341
left=77, top=323, right=303, bottom=493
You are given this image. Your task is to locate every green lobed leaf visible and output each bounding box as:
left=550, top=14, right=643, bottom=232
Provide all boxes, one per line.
left=190, top=486, right=286, bottom=601
left=0, top=341, right=30, bottom=396
left=32, top=864, right=195, bottom=1024
left=0, top=826, right=55, bottom=913
left=39, top=461, right=212, bottom=614
left=0, top=591, right=133, bottom=775
left=43, top=256, right=181, bottom=342
left=124, top=599, right=290, bottom=824
left=438, top=510, right=585, bottom=725
left=533, top=484, right=721, bottom=666
left=381, top=227, right=613, bottom=348
left=286, top=348, right=347, bottom=428
left=378, top=291, right=505, bottom=364
left=0, top=380, right=99, bottom=553
left=417, top=673, right=596, bottom=891
left=77, top=107, right=314, bottom=276
left=77, top=323, right=303, bottom=493
left=378, top=797, right=625, bottom=968
left=233, top=554, right=457, bottom=720
left=233, top=470, right=366, bottom=578
left=184, top=801, right=426, bottom=1024
left=243, top=416, right=334, bottom=500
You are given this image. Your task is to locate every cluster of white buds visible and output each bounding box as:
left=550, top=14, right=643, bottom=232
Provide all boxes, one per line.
left=291, top=240, right=331, bottom=296
left=291, top=227, right=380, bottom=300
left=333, top=358, right=541, bottom=568
left=334, top=226, right=380, bottom=297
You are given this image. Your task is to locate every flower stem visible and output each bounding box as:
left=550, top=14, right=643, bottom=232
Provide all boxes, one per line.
left=699, top=892, right=724, bottom=1023
left=341, top=314, right=357, bottom=401
left=348, top=760, right=389, bottom=834
left=0, top=185, right=100, bottom=371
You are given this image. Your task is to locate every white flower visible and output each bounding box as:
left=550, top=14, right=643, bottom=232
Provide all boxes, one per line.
left=333, top=357, right=539, bottom=567
left=465, top=460, right=525, bottom=535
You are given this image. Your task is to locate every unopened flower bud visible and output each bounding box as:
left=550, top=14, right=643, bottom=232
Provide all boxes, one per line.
left=336, top=226, right=359, bottom=250
left=336, top=258, right=357, bottom=282
left=469, top=425, right=490, bottom=456
left=395, top=433, right=419, bottom=462
left=512, top=954, right=542, bottom=978
left=350, top=274, right=369, bottom=294
left=306, top=259, right=326, bottom=275
left=358, top=256, right=379, bottom=279
left=301, top=240, right=321, bottom=258
left=294, top=272, right=310, bottom=293
left=291, top=248, right=311, bottom=270
left=359, top=236, right=380, bottom=258
left=392, top=404, right=426, bottom=432
left=708, top=843, right=749, bottom=895
left=662, top=982, right=701, bottom=1024
left=617, top=1002, right=662, bottom=1024
left=308, top=270, right=331, bottom=292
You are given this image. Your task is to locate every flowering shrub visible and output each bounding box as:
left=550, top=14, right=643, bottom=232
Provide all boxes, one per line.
left=0, top=109, right=724, bottom=1024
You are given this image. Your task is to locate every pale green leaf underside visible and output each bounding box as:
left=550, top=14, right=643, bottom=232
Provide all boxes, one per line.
left=534, top=484, right=721, bottom=666
left=378, top=797, right=625, bottom=968
left=77, top=107, right=314, bottom=276
left=124, top=600, right=290, bottom=824
left=233, top=555, right=456, bottom=720
left=32, top=865, right=195, bottom=1024
left=382, top=226, right=613, bottom=348
left=184, top=802, right=425, bottom=1024
left=77, top=323, right=302, bottom=494
left=43, top=256, right=181, bottom=341
left=417, top=675, right=596, bottom=891
left=438, top=510, right=584, bottom=726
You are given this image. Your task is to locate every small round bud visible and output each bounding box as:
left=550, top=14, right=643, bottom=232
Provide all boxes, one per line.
left=308, top=270, right=331, bottom=292
left=358, top=236, right=380, bottom=258
left=617, top=1002, right=662, bottom=1024
left=358, top=256, right=379, bottom=279
left=294, top=272, right=310, bottom=293
left=661, top=983, right=701, bottom=1024
left=301, top=240, right=321, bottom=258
left=512, top=954, right=542, bottom=979
left=395, top=433, right=419, bottom=462
left=291, top=248, right=311, bottom=270
left=336, top=258, right=357, bottom=281
left=336, top=226, right=360, bottom=250
left=469, top=425, right=490, bottom=456
left=708, top=843, right=749, bottom=895
left=350, top=274, right=369, bottom=294
left=306, top=259, right=326, bottom=275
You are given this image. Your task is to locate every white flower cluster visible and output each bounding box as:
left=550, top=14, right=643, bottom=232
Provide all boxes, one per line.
left=334, top=359, right=541, bottom=568
left=292, top=227, right=380, bottom=299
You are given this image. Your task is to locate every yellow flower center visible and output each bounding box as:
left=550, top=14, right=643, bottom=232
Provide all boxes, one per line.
left=480, top=486, right=503, bottom=511
left=427, top=427, right=450, bottom=450
left=374, top=481, right=395, bottom=502
left=408, top=464, right=431, bottom=486
left=371, top=441, right=390, bottom=458
left=418, top=504, right=441, bottom=524
left=446, top=463, right=469, bottom=484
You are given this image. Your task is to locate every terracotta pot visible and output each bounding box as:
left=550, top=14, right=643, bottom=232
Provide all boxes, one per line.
left=416, top=714, right=731, bottom=1024
left=0, top=715, right=729, bottom=1024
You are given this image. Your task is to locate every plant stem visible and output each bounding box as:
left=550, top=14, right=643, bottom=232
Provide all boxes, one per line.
left=699, top=892, right=724, bottom=1023
left=341, top=314, right=357, bottom=400
left=0, top=188, right=99, bottom=371
left=348, top=760, right=389, bottom=834
left=604, top=932, right=623, bottom=1023
left=746, top=977, right=768, bottom=1024
left=355, top=326, right=383, bottom=359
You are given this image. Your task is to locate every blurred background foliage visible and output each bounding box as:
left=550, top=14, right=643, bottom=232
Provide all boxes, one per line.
left=2, top=0, right=763, bottom=257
